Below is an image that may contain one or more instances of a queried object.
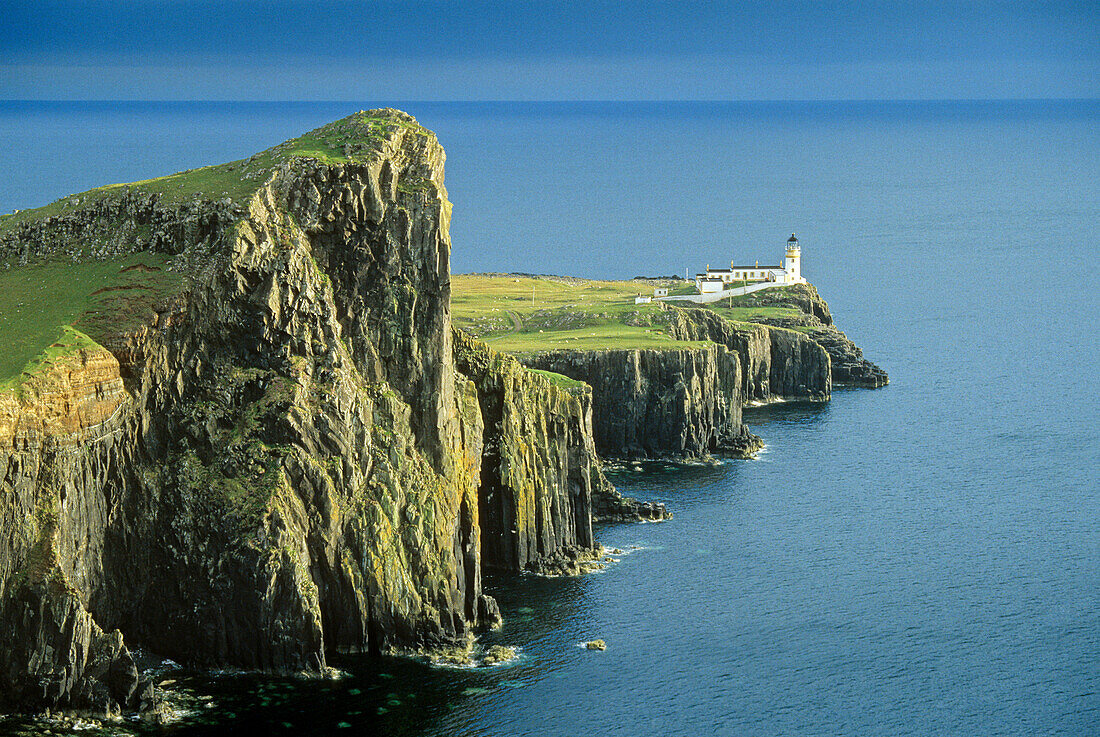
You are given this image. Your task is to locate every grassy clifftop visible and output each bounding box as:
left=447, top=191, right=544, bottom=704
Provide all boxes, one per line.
left=0, top=110, right=428, bottom=235
left=0, top=253, right=182, bottom=389
left=0, top=109, right=427, bottom=390
left=451, top=274, right=806, bottom=353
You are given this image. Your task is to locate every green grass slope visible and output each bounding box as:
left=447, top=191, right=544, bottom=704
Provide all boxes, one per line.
left=0, top=110, right=427, bottom=235
left=1, top=110, right=427, bottom=389
left=451, top=274, right=817, bottom=354
left=0, top=253, right=182, bottom=388
left=451, top=274, right=705, bottom=352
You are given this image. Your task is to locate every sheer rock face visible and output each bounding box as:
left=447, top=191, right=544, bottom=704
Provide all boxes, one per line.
left=518, top=305, right=837, bottom=462
left=720, top=283, right=888, bottom=388
left=520, top=346, right=761, bottom=461
left=453, top=330, right=605, bottom=574
left=666, top=308, right=832, bottom=404
left=0, top=111, right=603, bottom=714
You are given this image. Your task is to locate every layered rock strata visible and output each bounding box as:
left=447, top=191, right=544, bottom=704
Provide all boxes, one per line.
left=0, top=111, right=616, bottom=715
left=455, top=331, right=668, bottom=539
left=720, top=283, right=888, bottom=388
left=453, top=330, right=599, bottom=575
left=664, top=307, right=832, bottom=404
left=521, top=345, right=762, bottom=461
left=518, top=307, right=832, bottom=461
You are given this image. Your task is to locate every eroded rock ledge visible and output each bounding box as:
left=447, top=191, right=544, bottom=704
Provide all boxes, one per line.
left=708, top=283, right=889, bottom=388
left=520, top=346, right=762, bottom=461
left=517, top=305, right=839, bottom=462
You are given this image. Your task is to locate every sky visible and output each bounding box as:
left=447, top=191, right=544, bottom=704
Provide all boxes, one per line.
left=1, top=0, right=1097, bottom=100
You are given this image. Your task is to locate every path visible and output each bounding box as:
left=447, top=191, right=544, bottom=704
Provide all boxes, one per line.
left=658, top=281, right=794, bottom=304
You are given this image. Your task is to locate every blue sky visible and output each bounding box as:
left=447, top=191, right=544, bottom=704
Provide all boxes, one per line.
left=2, top=1, right=1097, bottom=100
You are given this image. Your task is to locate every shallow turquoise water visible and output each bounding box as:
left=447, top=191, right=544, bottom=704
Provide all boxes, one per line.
left=0, top=101, right=1096, bottom=736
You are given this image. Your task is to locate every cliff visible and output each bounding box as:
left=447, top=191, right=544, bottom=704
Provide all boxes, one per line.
left=664, top=307, right=832, bottom=403
left=716, top=284, right=888, bottom=388
left=0, top=111, right=620, bottom=715
left=521, top=345, right=761, bottom=461
left=452, top=330, right=596, bottom=574
left=452, top=330, right=668, bottom=562
left=517, top=305, right=827, bottom=461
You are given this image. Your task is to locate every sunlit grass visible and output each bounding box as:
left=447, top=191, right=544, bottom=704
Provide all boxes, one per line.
left=452, top=274, right=711, bottom=352
left=0, top=253, right=181, bottom=386
left=0, top=110, right=428, bottom=234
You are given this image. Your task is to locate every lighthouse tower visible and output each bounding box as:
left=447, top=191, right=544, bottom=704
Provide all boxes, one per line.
left=784, top=234, right=803, bottom=284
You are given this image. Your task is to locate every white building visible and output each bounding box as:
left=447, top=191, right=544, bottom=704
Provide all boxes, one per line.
left=634, top=295, right=653, bottom=304
left=694, top=234, right=806, bottom=291
left=653, top=287, right=669, bottom=297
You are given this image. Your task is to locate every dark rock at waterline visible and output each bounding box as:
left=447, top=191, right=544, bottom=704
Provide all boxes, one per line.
left=696, top=283, right=888, bottom=388
left=477, top=595, right=503, bottom=630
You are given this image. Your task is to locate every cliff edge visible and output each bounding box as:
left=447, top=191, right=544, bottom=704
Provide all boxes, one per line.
left=0, top=111, right=620, bottom=715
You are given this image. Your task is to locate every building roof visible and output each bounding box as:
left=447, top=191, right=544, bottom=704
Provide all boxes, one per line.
left=788, top=234, right=799, bottom=243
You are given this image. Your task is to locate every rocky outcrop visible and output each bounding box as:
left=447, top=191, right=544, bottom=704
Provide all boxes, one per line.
left=729, top=281, right=833, bottom=326
left=453, top=330, right=668, bottom=553
left=453, top=330, right=599, bottom=575
left=0, top=190, right=241, bottom=265
left=804, top=326, right=889, bottom=387
left=515, top=301, right=838, bottom=463
left=521, top=345, right=761, bottom=461
left=0, top=342, right=126, bottom=443
left=0, top=346, right=150, bottom=714
left=722, top=283, right=888, bottom=388
left=0, top=110, right=622, bottom=715
left=665, top=307, right=832, bottom=403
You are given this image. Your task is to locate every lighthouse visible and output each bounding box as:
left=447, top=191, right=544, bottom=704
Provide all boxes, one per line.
left=784, top=234, right=803, bottom=284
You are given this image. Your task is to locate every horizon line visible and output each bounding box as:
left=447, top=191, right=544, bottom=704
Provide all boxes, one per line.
left=1, top=97, right=1098, bottom=105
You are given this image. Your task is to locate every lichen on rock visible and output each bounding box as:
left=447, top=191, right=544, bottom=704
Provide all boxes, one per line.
left=0, top=110, right=600, bottom=715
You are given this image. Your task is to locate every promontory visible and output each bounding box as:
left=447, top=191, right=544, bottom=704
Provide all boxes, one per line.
left=0, top=110, right=885, bottom=717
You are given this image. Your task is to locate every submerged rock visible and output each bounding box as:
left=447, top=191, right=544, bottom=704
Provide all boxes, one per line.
left=482, top=646, right=518, bottom=666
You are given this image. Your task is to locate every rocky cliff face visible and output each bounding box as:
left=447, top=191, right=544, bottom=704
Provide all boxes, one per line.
left=521, top=345, right=762, bottom=461
left=0, top=347, right=153, bottom=714
left=516, top=303, right=834, bottom=462
left=454, top=331, right=601, bottom=574
left=0, top=111, right=614, bottom=715
left=724, top=284, right=888, bottom=388
left=665, top=307, right=832, bottom=403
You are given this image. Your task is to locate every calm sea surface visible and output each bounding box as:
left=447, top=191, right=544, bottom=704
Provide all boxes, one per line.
left=0, top=101, right=1096, bottom=736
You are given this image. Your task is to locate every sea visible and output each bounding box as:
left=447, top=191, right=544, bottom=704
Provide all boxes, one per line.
left=0, top=100, right=1096, bottom=736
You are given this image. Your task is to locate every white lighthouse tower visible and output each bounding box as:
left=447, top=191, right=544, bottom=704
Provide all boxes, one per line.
left=784, top=234, right=804, bottom=284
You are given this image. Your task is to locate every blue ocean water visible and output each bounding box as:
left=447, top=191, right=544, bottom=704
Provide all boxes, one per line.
left=0, top=101, right=1096, bottom=736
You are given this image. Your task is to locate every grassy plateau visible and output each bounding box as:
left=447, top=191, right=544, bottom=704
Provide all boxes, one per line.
left=451, top=274, right=805, bottom=354
left=0, top=110, right=423, bottom=392
left=0, top=253, right=182, bottom=390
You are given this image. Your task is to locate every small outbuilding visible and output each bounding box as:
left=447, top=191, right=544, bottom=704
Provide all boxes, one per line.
left=653, top=287, right=668, bottom=297
left=634, top=295, right=653, bottom=304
